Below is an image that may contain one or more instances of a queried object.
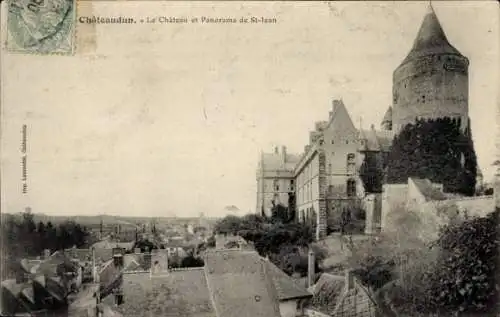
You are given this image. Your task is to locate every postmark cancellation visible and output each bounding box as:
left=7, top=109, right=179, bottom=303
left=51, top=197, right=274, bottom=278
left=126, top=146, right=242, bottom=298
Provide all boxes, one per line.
left=7, top=0, right=76, bottom=54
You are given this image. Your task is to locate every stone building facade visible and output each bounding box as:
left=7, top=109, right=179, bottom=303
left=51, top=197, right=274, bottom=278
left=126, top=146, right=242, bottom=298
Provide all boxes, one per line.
left=389, top=5, right=470, bottom=134
left=257, top=100, right=391, bottom=240
left=256, top=5, right=487, bottom=241
left=256, top=146, right=300, bottom=217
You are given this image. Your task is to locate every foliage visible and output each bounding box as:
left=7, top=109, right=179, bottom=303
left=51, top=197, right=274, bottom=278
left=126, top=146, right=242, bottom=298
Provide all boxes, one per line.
left=180, top=255, right=204, bottom=268
left=359, top=152, right=384, bottom=193
left=386, top=117, right=477, bottom=196
left=224, top=240, right=240, bottom=249
left=428, top=209, right=499, bottom=314
left=213, top=214, right=266, bottom=235
left=134, top=239, right=158, bottom=252
left=168, top=253, right=204, bottom=269
left=348, top=237, right=397, bottom=291
left=287, top=192, right=297, bottom=223
left=271, top=244, right=327, bottom=277
left=206, top=236, right=216, bottom=248
left=1, top=210, right=91, bottom=279
left=271, top=203, right=290, bottom=224
left=213, top=214, right=319, bottom=276
left=349, top=204, right=429, bottom=291
left=388, top=209, right=499, bottom=315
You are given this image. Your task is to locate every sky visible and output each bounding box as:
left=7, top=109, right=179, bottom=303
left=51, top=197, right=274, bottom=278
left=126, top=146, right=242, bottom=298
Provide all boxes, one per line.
left=1, top=1, right=498, bottom=218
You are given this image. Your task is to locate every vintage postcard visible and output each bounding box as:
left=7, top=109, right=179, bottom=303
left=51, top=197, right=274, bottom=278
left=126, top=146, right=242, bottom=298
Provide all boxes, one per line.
left=1, top=1, right=499, bottom=317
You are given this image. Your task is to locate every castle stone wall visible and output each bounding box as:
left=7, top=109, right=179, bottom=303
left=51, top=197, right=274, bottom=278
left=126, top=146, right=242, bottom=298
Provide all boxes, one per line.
left=393, top=54, right=469, bottom=133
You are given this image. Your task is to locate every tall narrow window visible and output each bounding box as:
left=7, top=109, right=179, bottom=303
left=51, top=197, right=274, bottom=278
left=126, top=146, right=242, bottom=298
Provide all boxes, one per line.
left=347, top=179, right=356, bottom=197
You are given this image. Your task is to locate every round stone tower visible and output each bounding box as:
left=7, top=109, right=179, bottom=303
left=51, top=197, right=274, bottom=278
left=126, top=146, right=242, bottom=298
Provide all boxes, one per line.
left=392, top=5, right=469, bottom=134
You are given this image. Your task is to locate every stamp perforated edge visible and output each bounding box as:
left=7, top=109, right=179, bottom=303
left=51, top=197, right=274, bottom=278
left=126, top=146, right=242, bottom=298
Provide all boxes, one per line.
left=4, top=0, right=78, bottom=56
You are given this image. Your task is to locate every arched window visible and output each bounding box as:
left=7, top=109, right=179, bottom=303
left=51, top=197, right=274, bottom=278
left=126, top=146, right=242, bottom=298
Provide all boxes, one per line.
left=347, top=179, right=356, bottom=197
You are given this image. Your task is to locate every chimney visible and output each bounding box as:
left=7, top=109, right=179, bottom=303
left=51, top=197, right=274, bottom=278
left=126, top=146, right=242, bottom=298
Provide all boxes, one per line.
left=91, top=247, right=96, bottom=283
left=144, top=248, right=152, bottom=271
left=43, top=249, right=51, bottom=260
left=307, top=249, right=315, bottom=288
left=115, top=291, right=124, bottom=306
left=112, top=248, right=124, bottom=268
left=345, top=268, right=354, bottom=290
left=281, top=146, right=287, bottom=163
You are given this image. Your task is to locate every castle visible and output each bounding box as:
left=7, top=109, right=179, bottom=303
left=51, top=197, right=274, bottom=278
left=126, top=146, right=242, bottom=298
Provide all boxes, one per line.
left=256, top=5, right=492, bottom=240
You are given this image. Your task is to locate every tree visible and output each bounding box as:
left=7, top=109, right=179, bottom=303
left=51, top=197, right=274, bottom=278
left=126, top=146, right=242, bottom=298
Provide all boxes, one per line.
left=180, top=255, right=204, bottom=268
left=428, top=209, right=499, bottom=314
left=359, top=152, right=383, bottom=193
left=206, top=236, right=216, bottom=248
left=386, top=117, right=477, bottom=196
left=386, top=209, right=499, bottom=316
left=271, top=203, right=289, bottom=224
left=287, top=192, right=296, bottom=222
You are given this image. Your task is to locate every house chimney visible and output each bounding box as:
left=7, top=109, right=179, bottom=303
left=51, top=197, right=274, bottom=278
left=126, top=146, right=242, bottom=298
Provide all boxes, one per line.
left=307, top=249, right=315, bottom=288
left=144, top=248, right=152, bottom=271
left=91, top=247, right=96, bottom=283
left=345, top=268, right=354, bottom=290
left=43, top=249, right=51, bottom=260
left=112, top=248, right=124, bottom=268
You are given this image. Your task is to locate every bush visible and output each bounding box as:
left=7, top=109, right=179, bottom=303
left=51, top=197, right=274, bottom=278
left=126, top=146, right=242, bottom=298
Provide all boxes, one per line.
left=386, top=117, right=477, bottom=196
left=388, top=209, right=499, bottom=315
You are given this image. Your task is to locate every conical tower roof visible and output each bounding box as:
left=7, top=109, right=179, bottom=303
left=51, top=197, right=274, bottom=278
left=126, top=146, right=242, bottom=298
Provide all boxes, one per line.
left=381, top=106, right=392, bottom=123
left=398, top=5, right=465, bottom=67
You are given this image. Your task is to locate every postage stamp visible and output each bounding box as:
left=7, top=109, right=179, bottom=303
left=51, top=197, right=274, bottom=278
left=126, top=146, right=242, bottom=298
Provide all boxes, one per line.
left=6, top=0, right=76, bottom=55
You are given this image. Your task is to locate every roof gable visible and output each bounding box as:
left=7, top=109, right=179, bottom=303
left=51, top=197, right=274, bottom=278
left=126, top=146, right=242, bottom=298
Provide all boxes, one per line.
left=325, top=100, right=357, bottom=137
left=309, top=273, right=346, bottom=315
left=103, top=270, right=214, bottom=317
left=263, top=259, right=312, bottom=301
left=204, top=250, right=282, bottom=317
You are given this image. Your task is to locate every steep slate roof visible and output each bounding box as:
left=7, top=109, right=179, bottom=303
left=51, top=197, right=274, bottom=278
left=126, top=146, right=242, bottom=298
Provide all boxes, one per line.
left=309, top=273, right=346, bottom=315
left=399, top=5, right=465, bottom=66
left=411, top=178, right=447, bottom=201
left=20, top=258, right=42, bottom=274
left=260, top=152, right=301, bottom=172
left=64, top=248, right=93, bottom=263
left=204, top=250, right=282, bottom=317
left=358, top=129, right=394, bottom=152
left=92, top=240, right=135, bottom=251
left=262, top=258, right=312, bottom=301
left=381, top=107, right=392, bottom=124
left=334, top=282, right=380, bottom=317
left=102, top=269, right=215, bottom=317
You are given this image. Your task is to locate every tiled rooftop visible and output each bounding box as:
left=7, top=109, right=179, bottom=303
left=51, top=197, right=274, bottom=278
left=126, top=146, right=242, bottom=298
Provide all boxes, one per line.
left=309, top=273, right=346, bottom=315
left=263, top=259, right=312, bottom=301
left=102, top=269, right=215, bottom=317
left=204, top=250, right=282, bottom=317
